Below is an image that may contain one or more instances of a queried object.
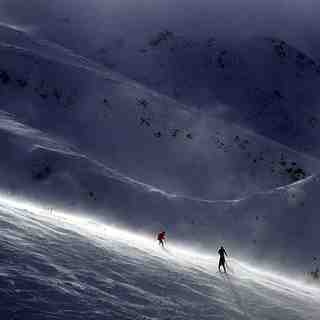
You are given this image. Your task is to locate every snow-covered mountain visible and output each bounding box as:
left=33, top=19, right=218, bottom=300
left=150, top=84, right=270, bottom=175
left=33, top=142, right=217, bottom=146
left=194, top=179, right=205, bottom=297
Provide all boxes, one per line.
left=0, top=21, right=318, bottom=273
left=0, top=1, right=319, bottom=318
left=3, top=0, right=320, bottom=156
left=0, top=22, right=318, bottom=201
left=0, top=20, right=319, bottom=270
left=124, top=34, right=320, bottom=156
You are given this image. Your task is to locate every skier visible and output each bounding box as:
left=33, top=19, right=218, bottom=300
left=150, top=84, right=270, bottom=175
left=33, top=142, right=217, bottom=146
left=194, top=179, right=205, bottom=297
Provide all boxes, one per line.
left=157, top=231, right=166, bottom=247
left=218, top=246, right=228, bottom=273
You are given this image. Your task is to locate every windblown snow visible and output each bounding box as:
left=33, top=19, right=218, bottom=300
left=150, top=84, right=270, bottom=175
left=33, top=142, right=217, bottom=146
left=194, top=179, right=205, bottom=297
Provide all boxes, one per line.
left=0, top=1, right=320, bottom=318
left=0, top=198, right=319, bottom=320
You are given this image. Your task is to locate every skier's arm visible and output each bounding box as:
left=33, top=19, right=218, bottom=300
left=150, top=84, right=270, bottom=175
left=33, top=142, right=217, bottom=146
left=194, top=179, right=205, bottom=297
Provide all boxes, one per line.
left=224, top=249, right=228, bottom=257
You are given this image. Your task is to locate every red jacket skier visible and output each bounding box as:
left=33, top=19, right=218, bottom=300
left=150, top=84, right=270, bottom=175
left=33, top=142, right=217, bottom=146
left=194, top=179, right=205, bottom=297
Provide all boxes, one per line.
left=157, top=231, right=166, bottom=247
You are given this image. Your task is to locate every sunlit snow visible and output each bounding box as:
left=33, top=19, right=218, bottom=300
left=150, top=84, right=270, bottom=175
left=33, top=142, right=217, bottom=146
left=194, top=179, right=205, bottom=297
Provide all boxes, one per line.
left=0, top=195, right=319, bottom=319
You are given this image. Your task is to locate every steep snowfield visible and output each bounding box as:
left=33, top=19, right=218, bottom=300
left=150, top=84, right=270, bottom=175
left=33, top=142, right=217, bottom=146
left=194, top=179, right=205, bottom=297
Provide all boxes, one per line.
left=0, top=199, right=319, bottom=320
left=0, top=22, right=318, bottom=274
left=0, top=22, right=318, bottom=202
left=2, top=0, right=320, bottom=155
left=0, top=3, right=319, bottom=318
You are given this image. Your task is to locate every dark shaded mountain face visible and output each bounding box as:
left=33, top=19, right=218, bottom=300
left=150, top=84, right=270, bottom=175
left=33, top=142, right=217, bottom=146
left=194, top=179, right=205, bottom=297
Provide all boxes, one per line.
left=0, top=25, right=319, bottom=201
left=85, top=33, right=320, bottom=158
left=122, top=35, right=320, bottom=157
left=2, top=0, right=320, bottom=156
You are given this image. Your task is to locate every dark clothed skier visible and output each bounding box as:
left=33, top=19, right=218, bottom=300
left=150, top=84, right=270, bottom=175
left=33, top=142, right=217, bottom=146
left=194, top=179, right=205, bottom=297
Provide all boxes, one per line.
left=218, top=246, right=228, bottom=273
left=157, top=231, right=166, bottom=247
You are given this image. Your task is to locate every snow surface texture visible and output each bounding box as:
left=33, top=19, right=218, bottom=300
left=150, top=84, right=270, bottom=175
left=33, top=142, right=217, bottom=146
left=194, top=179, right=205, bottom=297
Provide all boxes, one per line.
left=0, top=1, right=319, bottom=318
left=0, top=199, right=319, bottom=320
left=0, top=25, right=318, bottom=274
left=0, top=23, right=317, bottom=201
left=2, top=0, right=320, bottom=156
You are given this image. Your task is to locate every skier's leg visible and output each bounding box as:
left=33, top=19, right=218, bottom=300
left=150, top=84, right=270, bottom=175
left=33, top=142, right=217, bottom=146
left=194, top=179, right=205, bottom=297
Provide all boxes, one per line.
left=223, top=262, right=227, bottom=273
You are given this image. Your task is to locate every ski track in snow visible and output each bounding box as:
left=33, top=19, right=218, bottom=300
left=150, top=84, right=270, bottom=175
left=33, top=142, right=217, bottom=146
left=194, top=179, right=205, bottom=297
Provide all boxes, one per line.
left=0, top=198, right=319, bottom=320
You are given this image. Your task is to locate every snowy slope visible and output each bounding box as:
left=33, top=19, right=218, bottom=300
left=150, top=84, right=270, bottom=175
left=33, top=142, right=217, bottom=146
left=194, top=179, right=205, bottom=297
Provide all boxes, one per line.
left=0, top=22, right=318, bottom=202
left=0, top=21, right=317, bottom=274
left=2, top=0, right=320, bottom=156
left=0, top=199, right=319, bottom=320
left=0, top=3, right=319, bottom=318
